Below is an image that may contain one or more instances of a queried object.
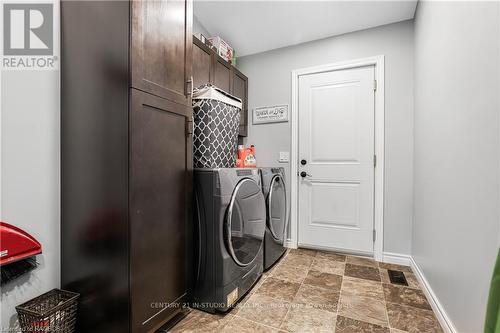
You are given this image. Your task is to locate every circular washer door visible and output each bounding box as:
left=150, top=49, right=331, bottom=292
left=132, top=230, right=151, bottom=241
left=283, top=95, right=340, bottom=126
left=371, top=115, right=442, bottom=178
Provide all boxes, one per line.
left=226, top=178, right=266, bottom=266
left=268, top=175, right=287, bottom=244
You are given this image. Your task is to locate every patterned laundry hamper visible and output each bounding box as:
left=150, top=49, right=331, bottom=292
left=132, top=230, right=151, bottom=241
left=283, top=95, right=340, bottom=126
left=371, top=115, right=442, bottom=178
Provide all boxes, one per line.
left=192, top=85, right=242, bottom=168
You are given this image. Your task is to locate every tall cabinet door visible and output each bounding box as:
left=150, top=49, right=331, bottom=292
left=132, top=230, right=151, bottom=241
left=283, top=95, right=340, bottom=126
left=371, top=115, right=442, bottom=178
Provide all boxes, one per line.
left=129, top=89, right=193, bottom=332
left=213, top=56, right=232, bottom=93
left=192, top=38, right=212, bottom=89
left=131, top=0, right=193, bottom=106
left=231, top=69, right=248, bottom=137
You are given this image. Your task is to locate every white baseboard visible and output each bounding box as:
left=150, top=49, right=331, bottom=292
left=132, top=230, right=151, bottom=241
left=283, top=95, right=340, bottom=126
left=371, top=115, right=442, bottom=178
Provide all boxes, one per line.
left=283, top=240, right=296, bottom=249
left=409, top=257, right=458, bottom=333
left=382, top=252, right=412, bottom=266
left=382, top=252, right=457, bottom=333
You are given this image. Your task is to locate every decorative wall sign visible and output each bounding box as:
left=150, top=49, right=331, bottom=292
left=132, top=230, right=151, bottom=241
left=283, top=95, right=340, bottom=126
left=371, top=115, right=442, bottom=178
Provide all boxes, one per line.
left=252, top=104, right=289, bottom=124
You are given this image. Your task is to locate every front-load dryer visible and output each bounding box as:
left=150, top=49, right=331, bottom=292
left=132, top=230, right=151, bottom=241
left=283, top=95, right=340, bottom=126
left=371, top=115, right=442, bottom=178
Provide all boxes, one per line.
left=260, top=167, right=288, bottom=270
left=192, top=168, right=265, bottom=313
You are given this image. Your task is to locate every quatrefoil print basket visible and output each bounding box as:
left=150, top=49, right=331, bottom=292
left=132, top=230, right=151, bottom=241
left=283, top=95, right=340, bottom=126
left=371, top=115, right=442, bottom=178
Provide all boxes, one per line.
left=193, top=85, right=242, bottom=169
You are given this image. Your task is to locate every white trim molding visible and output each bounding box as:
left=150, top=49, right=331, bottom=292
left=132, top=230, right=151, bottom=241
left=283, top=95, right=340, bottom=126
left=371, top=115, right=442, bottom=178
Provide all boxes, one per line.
left=290, top=55, right=385, bottom=261
left=381, top=252, right=411, bottom=266
left=410, top=257, right=458, bottom=333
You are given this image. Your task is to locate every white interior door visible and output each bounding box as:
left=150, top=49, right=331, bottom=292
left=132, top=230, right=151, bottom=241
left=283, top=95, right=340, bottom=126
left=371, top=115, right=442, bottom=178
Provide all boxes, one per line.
left=298, top=65, right=375, bottom=254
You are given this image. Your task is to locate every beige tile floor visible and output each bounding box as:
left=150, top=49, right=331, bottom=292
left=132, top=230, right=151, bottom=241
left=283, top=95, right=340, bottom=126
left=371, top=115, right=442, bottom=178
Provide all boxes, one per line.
left=170, top=248, right=443, bottom=332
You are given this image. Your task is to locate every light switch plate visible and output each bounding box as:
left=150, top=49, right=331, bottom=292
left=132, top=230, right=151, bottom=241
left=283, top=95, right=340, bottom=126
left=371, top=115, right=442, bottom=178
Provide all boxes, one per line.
left=278, top=151, right=290, bottom=163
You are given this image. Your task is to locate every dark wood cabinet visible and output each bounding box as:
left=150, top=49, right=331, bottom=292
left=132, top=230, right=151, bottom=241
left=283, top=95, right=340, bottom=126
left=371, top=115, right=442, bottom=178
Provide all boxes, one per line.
left=62, top=1, right=192, bottom=332
left=129, top=89, right=192, bottom=332
left=192, top=37, right=249, bottom=137
left=231, top=68, right=249, bottom=137
left=192, top=38, right=213, bottom=90
left=131, top=0, right=193, bottom=106
left=213, top=57, right=232, bottom=93
left=192, top=40, right=212, bottom=88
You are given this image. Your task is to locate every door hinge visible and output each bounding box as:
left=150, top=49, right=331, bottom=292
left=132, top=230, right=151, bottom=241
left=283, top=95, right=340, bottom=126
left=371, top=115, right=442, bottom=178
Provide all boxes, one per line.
left=186, top=76, right=194, bottom=96
left=374, top=154, right=377, bottom=167
left=373, top=230, right=376, bottom=242
left=373, top=80, right=377, bottom=91
left=186, top=117, right=193, bottom=136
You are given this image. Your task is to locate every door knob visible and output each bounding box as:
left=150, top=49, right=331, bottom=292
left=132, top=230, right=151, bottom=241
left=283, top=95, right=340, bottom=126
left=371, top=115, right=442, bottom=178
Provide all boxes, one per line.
left=300, top=171, right=311, bottom=178
left=301, top=159, right=307, bottom=165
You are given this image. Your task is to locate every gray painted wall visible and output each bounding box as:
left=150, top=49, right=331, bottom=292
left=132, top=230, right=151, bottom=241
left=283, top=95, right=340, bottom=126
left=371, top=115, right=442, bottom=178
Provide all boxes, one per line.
left=0, top=70, right=60, bottom=329
left=193, top=14, right=211, bottom=39
left=0, top=2, right=60, bottom=328
left=238, top=20, right=414, bottom=255
left=413, top=2, right=500, bottom=332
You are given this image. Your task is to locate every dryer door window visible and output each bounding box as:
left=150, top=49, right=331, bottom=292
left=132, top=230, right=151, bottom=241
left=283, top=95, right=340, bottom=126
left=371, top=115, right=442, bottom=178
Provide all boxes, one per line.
left=268, top=175, right=287, bottom=243
left=226, top=178, right=266, bottom=266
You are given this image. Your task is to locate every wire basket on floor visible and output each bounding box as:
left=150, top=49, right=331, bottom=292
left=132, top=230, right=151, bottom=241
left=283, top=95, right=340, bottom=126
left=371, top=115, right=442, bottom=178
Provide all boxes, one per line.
left=16, top=288, right=79, bottom=333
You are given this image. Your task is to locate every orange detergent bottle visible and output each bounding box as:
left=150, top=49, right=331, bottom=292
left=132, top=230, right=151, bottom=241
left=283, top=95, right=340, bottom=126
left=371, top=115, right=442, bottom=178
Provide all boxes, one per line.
left=236, top=145, right=257, bottom=168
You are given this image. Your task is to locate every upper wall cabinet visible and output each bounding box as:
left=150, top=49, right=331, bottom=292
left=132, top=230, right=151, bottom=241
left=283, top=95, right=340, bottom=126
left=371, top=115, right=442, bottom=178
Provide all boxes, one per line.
left=193, top=38, right=249, bottom=137
left=231, top=68, right=248, bottom=137
left=131, top=0, right=193, bottom=106
left=192, top=40, right=212, bottom=88
left=213, top=57, right=232, bottom=93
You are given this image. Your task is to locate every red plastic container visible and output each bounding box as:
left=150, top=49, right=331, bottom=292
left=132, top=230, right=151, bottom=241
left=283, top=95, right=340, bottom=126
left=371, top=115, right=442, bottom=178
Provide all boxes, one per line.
left=237, top=145, right=257, bottom=168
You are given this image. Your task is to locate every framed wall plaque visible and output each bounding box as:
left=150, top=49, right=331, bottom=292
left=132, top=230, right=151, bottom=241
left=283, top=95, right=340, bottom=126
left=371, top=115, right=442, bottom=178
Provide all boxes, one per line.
left=252, top=104, right=288, bottom=124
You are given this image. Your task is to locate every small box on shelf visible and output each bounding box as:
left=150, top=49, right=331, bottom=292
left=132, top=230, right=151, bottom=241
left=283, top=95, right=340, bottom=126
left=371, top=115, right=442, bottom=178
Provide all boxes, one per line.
left=207, top=36, right=234, bottom=63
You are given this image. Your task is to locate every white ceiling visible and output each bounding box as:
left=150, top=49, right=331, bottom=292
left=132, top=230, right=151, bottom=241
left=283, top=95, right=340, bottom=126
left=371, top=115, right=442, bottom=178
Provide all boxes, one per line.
left=194, top=1, right=417, bottom=57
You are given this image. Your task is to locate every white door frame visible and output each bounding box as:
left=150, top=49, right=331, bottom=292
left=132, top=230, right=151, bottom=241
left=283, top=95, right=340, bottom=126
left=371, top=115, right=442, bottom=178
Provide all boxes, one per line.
left=290, top=55, right=385, bottom=261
